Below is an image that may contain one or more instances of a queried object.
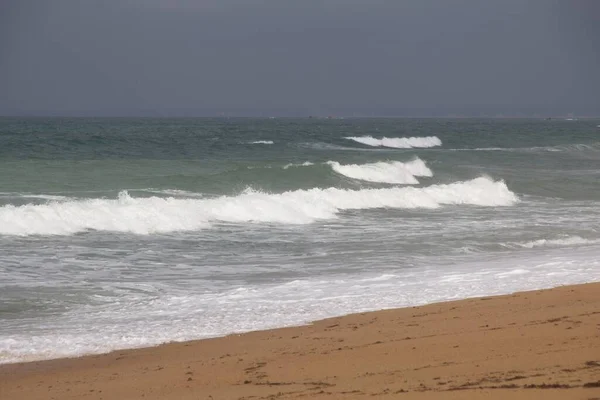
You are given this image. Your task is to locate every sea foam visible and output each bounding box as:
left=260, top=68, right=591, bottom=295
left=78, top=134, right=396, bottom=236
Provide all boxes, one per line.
left=327, top=158, right=432, bottom=184
left=1, top=243, right=597, bottom=364
left=0, top=177, right=517, bottom=236
left=515, top=236, right=600, bottom=249
left=448, top=142, right=600, bottom=153
left=345, top=136, right=442, bottom=148
left=282, top=161, right=315, bottom=169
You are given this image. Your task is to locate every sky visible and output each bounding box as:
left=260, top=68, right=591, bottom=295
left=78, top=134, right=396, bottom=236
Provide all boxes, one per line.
left=1, top=0, right=599, bottom=117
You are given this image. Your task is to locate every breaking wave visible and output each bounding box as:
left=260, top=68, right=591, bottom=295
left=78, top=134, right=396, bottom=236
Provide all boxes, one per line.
left=0, top=177, right=517, bottom=236
left=345, top=136, right=442, bottom=149
left=282, top=161, right=315, bottom=169
left=512, top=236, right=600, bottom=249
left=326, top=158, right=432, bottom=184
left=0, top=193, right=70, bottom=201
left=448, top=142, right=600, bottom=153
left=137, top=189, right=205, bottom=198
left=250, top=140, right=274, bottom=145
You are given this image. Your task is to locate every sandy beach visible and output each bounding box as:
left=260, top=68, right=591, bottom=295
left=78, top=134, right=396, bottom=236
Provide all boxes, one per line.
left=1, top=282, right=599, bottom=400
left=3, top=1, right=600, bottom=398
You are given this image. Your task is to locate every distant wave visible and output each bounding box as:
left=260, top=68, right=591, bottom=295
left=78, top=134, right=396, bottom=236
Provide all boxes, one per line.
left=297, top=142, right=368, bottom=151
left=538, top=143, right=600, bottom=153
left=0, top=193, right=70, bottom=201
left=510, top=236, right=600, bottom=249
left=345, top=136, right=442, bottom=149
left=0, top=177, right=517, bottom=236
left=326, top=158, right=432, bottom=184
left=282, top=161, right=315, bottom=169
left=448, top=142, right=600, bottom=153
left=137, top=189, right=205, bottom=198
left=249, top=140, right=274, bottom=145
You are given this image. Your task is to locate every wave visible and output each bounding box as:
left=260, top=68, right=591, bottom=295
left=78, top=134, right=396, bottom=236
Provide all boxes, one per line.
left=250, top=140, right=274, bottom=145
left=137, top=189, right=205, bottom=198
left=297, top=142, right=370, bottom=151
left=282, top=161, right=315, bottom=169
left=326, top=158, right=432, bottom=184
left=0, top=193, right=70, bottom=201
left=513, top=236, right=600, bottom=249
left=448, top=142, right=600, bottom=153
left=549, top=143, right=600, bottom=153
left=345, top=136, right=442, bottom=149
left=0, top=177, right=517, bottom=236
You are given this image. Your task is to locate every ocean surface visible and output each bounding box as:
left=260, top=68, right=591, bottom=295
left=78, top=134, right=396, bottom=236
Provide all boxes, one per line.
left=1, top=117, right=600, bottom=364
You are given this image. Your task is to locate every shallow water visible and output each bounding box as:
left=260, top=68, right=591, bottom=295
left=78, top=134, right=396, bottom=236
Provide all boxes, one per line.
left=1, top=117, right=599, bottom=363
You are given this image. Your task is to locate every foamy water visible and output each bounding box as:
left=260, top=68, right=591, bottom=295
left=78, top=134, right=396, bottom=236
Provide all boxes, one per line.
left=511, top=236, right=600, bottom=249
left=0, top=177, right=516, bottom=236
left=250, top=140, right=274, bottom=144
left=327, top=158, right=432, bottom=184
left=283, top=161, right=315, bottom=169
left=345, top=135, right=442, bottom=148
left=1, top=246, right=597, bottom=364
left=1, top=117, right=600, bottom=364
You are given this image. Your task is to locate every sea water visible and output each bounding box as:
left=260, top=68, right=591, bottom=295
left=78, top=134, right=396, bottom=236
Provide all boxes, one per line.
left=1, top=117, right=599, bottom=363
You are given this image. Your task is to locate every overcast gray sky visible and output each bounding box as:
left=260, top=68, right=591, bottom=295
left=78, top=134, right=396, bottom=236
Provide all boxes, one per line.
left=1, top=0, right=599, bottom=116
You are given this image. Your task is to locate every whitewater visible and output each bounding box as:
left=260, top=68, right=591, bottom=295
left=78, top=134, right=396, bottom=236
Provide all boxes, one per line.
left=0, top=177, right=516, bottom=236
left=327, top=158, right=432, bottom=184
left=345, top=135, right=442, bottom=148
left=1, top=117, right=600, bottom=364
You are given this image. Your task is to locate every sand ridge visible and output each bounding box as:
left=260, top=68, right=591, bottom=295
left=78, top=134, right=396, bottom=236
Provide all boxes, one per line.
left=1, top=282, right=599, bottom=399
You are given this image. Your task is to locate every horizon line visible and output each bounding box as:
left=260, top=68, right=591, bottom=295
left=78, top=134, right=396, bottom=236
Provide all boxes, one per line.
left=2, top=114, right=600, bottom=119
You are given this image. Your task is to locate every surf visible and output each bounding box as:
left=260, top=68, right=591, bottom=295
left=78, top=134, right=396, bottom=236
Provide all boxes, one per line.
left=510, top=236, right=600, bottom=249
left=326, top=158, right=432, bottom=184
left=345, top=136, right=442, bottom=148
left=249, top=140, right=274, bottom=145
left=0, top=177, right=517, bottom=236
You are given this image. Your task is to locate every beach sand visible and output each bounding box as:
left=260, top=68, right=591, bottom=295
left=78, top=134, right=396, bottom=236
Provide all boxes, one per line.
left=1, top=282, right=599, bottom=399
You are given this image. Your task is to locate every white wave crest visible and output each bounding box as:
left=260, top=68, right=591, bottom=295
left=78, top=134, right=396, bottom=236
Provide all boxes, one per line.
left=250, top=140, right=274, bottom=144
left=282, top=161, right=315, bottom=169
left=0, top=177, right=517, bottom=236
left=0, top=193, right=70, bottom=201
left=139, top=189, right=205, bottom=198
left=327, top=158, right=433, bottom=184
left=515, top=236, right=600, bottom=249
left=449, top=142, right=600, bottom=153
left=345, top=136, right=442, bottom=148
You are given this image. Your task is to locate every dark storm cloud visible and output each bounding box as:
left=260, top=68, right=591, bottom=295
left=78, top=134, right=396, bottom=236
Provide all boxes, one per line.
left=1, top=0, right=599, bottom=116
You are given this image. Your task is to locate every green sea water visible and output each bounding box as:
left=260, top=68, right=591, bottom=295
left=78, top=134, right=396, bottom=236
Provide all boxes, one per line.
left=1, top=117, right=599, bottom=363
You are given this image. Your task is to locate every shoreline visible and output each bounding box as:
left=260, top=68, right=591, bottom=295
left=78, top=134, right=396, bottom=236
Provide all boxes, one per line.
left=1, top=282, right=599, bottom=399
left=3, top=276, right=598, bottom=366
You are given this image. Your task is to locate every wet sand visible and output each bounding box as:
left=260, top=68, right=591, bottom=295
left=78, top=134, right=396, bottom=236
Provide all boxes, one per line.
left=1, top=282, right=599, bottom=399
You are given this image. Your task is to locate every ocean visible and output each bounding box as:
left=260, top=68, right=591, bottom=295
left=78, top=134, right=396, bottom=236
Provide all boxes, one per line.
left=1, top=117, right=599, bottom=364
